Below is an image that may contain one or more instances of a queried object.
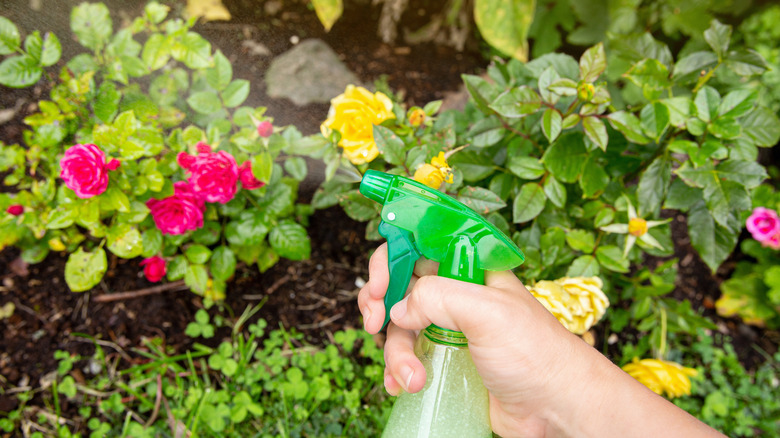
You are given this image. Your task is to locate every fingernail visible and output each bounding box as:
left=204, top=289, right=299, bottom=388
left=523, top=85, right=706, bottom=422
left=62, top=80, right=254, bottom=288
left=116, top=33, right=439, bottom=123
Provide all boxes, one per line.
left=384, top=374, right=394, bottom=391
left=362, top=306, right=371, bottom=329
left=390, top=299, right=407, bottom=321
left=401, top=365, right=414, bottom=391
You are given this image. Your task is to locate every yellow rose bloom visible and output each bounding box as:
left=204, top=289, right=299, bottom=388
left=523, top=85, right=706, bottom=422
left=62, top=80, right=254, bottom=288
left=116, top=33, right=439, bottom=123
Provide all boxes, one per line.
left=413, top=152, right=454, bottom=189
left=320, top=85, right=395, bottom=165
left=622, top=358, right=698, bottom=398
left=529, top=276, right=608, bottom=335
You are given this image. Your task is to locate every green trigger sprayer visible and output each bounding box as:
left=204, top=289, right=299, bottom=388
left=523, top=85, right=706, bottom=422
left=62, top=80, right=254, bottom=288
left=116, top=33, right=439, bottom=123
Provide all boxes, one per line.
left=360, top=170, right=525, bottom=437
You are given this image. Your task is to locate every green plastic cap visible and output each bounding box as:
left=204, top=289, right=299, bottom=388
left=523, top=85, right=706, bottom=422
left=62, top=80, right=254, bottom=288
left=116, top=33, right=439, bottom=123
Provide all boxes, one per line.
left=359, top=170, right=393, bottom=205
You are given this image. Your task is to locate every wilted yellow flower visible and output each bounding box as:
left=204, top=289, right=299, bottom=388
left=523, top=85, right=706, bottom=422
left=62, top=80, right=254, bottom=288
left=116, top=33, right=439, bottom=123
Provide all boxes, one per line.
left=320, top=85, right=395, bottom=165
left=529, top=276, right=608, bottom=335
left=409, top=108, right=426, bottom=126
left=622, top=358, right=698, bottom=398
left=48, top=237, right=66, bottom=252
left=413, top=152, right=454, bottom=189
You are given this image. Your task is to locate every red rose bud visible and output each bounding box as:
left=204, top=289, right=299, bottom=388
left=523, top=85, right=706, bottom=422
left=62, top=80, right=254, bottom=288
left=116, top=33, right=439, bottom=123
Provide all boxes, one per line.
left=106, top=159, right=121, bottom=171
left=256, top=120, right=273, bottom=138
left=196, top=142, right=212, bottom=154
left=239, top=161, right=265, bottom=190
left=140, top=256, right=166, bottom=283
left=6, top=205, right=23, bottom=216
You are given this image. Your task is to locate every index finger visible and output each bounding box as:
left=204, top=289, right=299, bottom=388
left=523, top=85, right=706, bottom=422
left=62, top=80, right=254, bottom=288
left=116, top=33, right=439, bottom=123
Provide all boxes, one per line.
left=367, top=243, right=439, bottom=301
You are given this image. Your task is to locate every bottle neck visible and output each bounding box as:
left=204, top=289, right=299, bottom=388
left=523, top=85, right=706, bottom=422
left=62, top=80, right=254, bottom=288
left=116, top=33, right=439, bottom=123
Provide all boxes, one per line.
left=423, top=325, right=468, bottom=347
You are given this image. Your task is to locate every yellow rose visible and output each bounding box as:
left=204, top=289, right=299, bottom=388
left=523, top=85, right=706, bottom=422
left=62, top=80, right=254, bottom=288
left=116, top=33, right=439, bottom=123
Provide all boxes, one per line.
left=528, top=276, right=608, bottom=335
left=622, top=358, right=698, bottom=398
left=413, top=152, right=454, bottom=189
left=409, top=108, right=426, bottom=127
left=320, top=85, right=395, bottom=165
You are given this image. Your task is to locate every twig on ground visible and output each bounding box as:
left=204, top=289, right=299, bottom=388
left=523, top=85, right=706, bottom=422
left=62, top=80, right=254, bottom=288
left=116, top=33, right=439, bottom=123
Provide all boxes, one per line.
left=242, top=274, right=291, bottom=300
left=92, top=281, right=188, bottom=303
left=298, top=313, right=344, bottom=330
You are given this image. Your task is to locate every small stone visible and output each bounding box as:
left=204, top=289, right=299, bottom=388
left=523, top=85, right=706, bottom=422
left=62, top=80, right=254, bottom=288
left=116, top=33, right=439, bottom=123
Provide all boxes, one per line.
left=355, top=277, right=367, bottom=288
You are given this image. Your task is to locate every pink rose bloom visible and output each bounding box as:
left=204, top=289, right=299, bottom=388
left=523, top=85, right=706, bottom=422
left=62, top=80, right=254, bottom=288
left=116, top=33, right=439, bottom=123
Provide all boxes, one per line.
left=140, top=256, right=166, bottom=282
left=746, top=207, right=780, bottom=243
left=6, top=205, right=23, bottom=216
left=257, top=120, right=273, bottom=138
left=238, top=161, right=265, bottom=190
left=764, top=232, right=780, bottom=250
left=146, top=181, right=205, bottom=235
left=60, top=144, right=121, bottom=199
left=177, top=143, right=239, bottom=204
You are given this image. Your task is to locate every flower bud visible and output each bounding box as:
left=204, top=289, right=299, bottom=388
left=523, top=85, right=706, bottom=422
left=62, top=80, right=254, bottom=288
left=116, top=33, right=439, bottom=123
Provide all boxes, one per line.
left=256, top=120, right=273, bottom=138
left=577, top=82, right=595, bottom=102
left=6, top=205, right=23, bottom=216
left=408, top=108, right=426, bottom=127
left=140, top=256, right=167, bottom=283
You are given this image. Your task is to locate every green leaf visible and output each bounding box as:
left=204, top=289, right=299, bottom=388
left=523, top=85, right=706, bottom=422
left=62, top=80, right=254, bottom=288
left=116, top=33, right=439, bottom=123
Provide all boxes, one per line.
left=0, top=16, right=21, bottom=55
left=724, top=49, right=768, bottom=76
left=467, top=116, right=506, bottom=148
left=606, top=111, right=649, bottom=144
left=462, top=74, right=500, bottom=114
left=210, top=246, right=236, bottom=281
left=373, top=125, right=404, bottom=165
left=582, top=116, right=607, bottom=151
left=579, top=155, right=609, bottom=198
left=269, top=220, right=311, bottom=261
left=663, top=179, right=702, bottom=211
left=339, top=190, right=379, bottom=221
left=624, top=59, right=670, bottom=98
left=718, top=89, right=757, bottom=119
left=703, top=19, right=731, bottom=57
left=716, top=160, right=767, bottom=189
left=687, top=202, right=738, bottom=272
left=489, top=86, right=541, bottom=118
left=65, top=247, right=107, bottom=292
left=184, top=264, right=209, bottom=294
left=672, top=51, right=718, bottom=81
left=593, top=208, right=614, bottom=228
left=708, top=117, right=740, bottom=140
left=596, top=245, right=629, bottom=273
left=187, top=91, right=221, bottom=114
left=579, top=43, right=606, bottom=83
left=473, top=0, right=535, bottom=61
left=741, top=108, right=780, bottom=147
left=145, top=2, right=170, bottom=24
left=513, top=183, right=546, bottom=223
left=449, top=150, right=495, bottom=182
left=225, top=210, right=269, bottom=246
left=39, top=32, right=61, bottom=67
left=538, top=66, right=560, bottom=104
left=185, top=244, right=212, bottom=264
left=167, top=256, right=187, bottom=281
left=694, top=86, right=720, bottom=123
left=637, top=156, right=671, bottom=216
left=312, top=0, right=343, bottom=31
left=663, top=97, right=692, bottom=128
left=107, top=224, right=143, bottom=259
left=141, top=228, right=163, bottom=258
left=541, top=132, right=586, bottom=183
left=141, top=33, right=171, bottom=71
left=0, top=55, right=42, bottom=88
left=543, top=176, right=566, bottom=208
left=717, top=274, right=777, bottom=330
left=542, top=108, right=562, bottom=143
left=284, top=157, right=308, bottom=181
left=457, top=186, right=506, bottom=214
left=46, top=206, right=77, bottom=229
left=222, top=79, right=250, bottom=108
left=507, top=156, right=545, bottom=180
left=70, top=2, right=112, bottom=51
left=94, top=81, right=121, bottom=123
left=566, top=255, right=600, bottom=277
left=192, top=221, right=221, bottom=245
left=251, top=152, right=273, bottom=183
left=640, top=101, right=669, bottom=141
left=565, top=229, right=595, bottom=253
left=548, top=78, right=578, bottom=96
left=171, top=32, right=211, bottom=69
left=206, top=50, right=232, bottom=91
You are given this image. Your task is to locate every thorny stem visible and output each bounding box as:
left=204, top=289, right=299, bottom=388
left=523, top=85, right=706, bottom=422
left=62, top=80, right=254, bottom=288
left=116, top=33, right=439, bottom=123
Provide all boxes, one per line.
left=658, top=306, right=668, bottom=359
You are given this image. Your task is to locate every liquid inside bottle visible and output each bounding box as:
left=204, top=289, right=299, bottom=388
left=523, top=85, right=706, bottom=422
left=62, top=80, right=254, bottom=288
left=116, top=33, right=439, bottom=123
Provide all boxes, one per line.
left=381, top=326, right=491, bottom=438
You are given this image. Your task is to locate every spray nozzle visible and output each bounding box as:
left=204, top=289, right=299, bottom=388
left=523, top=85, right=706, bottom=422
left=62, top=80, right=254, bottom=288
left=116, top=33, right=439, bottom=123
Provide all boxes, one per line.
left=359, top=170, right=524, bottom=330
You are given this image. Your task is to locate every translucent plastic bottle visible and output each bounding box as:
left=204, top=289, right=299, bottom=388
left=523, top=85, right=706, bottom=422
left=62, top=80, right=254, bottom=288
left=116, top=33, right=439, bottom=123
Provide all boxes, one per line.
left=381, top=325, right=491, bottom=438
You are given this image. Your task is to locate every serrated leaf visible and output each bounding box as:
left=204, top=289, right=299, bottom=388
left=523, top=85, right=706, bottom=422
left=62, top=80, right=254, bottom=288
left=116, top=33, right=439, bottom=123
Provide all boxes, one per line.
left=717, top=89, right=757, bottom=118
left=141, top=228, right=163, bottom=258
left=222, top=79, right=250, bottom=108
left=94, top=81, right=121, bottom=123
left=107, top=224, right=143, bottom=259
left=457, top=186, right=506, bottom=214
left=541, top=132, right=586, bottom=183
left=489, top=86, right=541, bottom=118
left=373, top=125, right=405, bottom=165
left=46, top=206, right=77, bottom=229
left=40, top=32, right=61, bottom=67
left=185, top=244, right=212, bottom=264
left=687, top=201, right=738, bottom=272
left=672, top=51, right=718, bottom=81
left=171, top=32, right=211, bottom=69
left=565, top=229, right=595, bottom=253
left=582, top=116, right=607, bottom=151
left=725, top=49, right=768, bottom=76
left=210, top=246, right=236, bottom=281
left=741, top=107, right=780, bottom=147
left=637, top=156, right=671, bottom=216
left=624, top=58, right=670, bottom=92
left=596, top=245, right=629, bottom=273
left=542, top=108, right=562, bottom=143
left=225, top=209, right=269, bottom=246
left=0, top=16, right=21, bottom=55
left=284, top=157, right=307, bottom=181
left=206, top=50, right=232, bottom=91
left=566, top=255, right=600, bottom=277
left=462, top=74, right=500, bottom=114
left=640, top=101, right=669, bottom=140
left=70, top=2, right=112, bottom=51
left=339, top=190, right=379, bottom=221
left=579, top=155, right=609, bottom=198
left=663, top=97, right=692, bottom=128
left=269, top=220, right=311, bottom=261
left=184, top=264, right=208, bottom=294
left=474, top=0, right=534, bottom=61
left=187, top=91, right=221, bottom=114
left=538, top=66, right=560, bottom=104
left=507, top=156, right=545, bottom=180
left=142, top=33, right=171, bottom=71
left=606, top=111, right=649, bottom=144
left=0, top=55, right=42, bottom=88
left=703, top=19, right=731, bottom=57
left=543, top=176, right=566, bottom=208
left=513, top=183, right=546, bottom=223
left=694, top=86, right=720, bottom=123
left=579, top=43, right=606, bottom=83
left=65, top=247, right=107, bottom=292
left=467, top=116, right=506, bottom=148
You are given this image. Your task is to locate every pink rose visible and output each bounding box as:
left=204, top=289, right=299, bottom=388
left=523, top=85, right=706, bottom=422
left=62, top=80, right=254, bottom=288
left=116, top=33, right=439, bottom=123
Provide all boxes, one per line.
left=146, top=181, right=205, bottom=235
left=238, top=161, right=265, bottom=190
left=764, top=232, right=780, bottom=250
left=140, top=256, right=166, bottom=282
left=746, top=207, right=780, bottom=243
left=59, top=144, right=120, bottom=198
left=6, top=205, right=23, bottom=216
left=257, top=120, right=273, bottom=138
left=177, top=144, right=239, bottom=204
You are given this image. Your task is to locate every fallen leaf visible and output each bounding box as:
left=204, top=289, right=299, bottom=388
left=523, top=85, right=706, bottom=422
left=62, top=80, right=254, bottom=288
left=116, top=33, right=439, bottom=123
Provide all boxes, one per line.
left=185, top=0, right=231, bottom=22
left=0, top=302, right=14, bottom=319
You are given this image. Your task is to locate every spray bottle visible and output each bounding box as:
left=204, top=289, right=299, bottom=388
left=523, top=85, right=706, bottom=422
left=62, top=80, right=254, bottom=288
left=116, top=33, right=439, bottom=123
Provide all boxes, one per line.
left=359, top=170, right=525, bottom=437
